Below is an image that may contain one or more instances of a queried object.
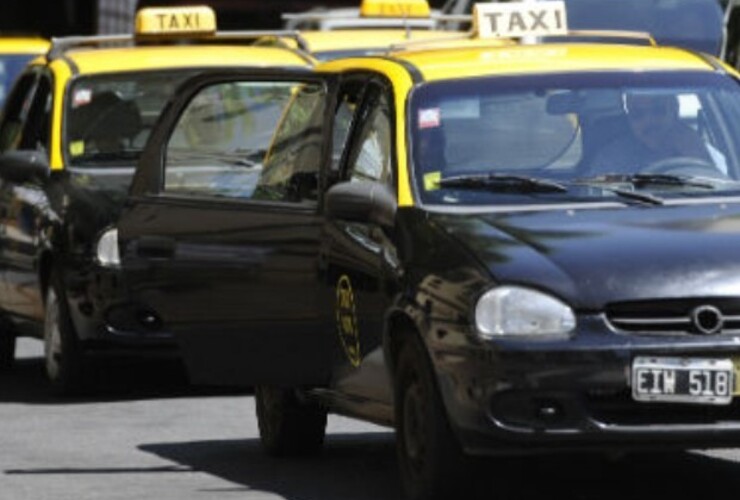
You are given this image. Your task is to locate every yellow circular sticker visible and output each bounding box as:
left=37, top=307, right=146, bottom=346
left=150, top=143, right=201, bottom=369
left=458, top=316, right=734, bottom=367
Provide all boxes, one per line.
left=336, top=274, right=361, bottom=367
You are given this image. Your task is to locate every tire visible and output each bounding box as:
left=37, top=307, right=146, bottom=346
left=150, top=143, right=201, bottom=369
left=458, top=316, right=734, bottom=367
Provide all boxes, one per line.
left=394, top=334, right=469, bottom=500
left=44, top=272, right=86, bottom=395
left=255, top=385, right=327, bottom=456
left=0, top=321, right=15, bottom=372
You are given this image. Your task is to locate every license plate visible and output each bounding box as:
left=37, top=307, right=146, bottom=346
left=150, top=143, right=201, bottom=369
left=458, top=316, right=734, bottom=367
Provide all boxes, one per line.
left=631, top=356, right=734, bottom=405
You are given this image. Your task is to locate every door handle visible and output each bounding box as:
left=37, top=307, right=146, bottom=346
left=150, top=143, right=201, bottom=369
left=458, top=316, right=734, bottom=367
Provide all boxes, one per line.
left=136, top=235, right=176, bottom=259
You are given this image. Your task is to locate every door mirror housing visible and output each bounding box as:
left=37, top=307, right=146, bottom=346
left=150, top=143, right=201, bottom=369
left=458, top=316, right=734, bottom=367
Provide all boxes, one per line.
left=0, top=150, right=50, bottom=183
left=325, top=180, right=397, bottom=227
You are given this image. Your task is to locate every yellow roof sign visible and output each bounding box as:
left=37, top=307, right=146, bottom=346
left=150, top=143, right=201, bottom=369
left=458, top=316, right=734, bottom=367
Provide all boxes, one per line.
left=474, top=1, right=568, bottom=39
left=135, top=6, right=217, bottom=37
left=360, top=0, right=431, bottom=18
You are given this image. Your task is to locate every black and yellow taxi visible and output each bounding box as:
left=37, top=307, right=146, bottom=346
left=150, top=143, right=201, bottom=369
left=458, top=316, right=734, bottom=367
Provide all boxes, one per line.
left=270, top=0, right=467, bottom=61
left=0, top=37, right=49, bottom=108
left=114, top=1, right=740, bottom=498
left=0, top=5, right=314, bottom=393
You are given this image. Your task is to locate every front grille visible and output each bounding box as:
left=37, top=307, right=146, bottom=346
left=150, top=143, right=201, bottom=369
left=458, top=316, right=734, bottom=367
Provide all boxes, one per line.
left=606, top=298, right=740, bottom=336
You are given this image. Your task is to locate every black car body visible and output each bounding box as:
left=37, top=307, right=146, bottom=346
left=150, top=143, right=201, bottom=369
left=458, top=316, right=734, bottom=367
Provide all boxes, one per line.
left=0, top=17, right=314, bottom=394
left=115, top=31, right=740, bottom=500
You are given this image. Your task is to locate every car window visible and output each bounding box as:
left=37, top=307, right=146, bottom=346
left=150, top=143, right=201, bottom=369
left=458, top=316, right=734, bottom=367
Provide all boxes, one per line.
left=346, top=87, right=393, bottom=185
left=0, top=54, right=38, bottom=109
left=65, top=70, right=199, bottom=167
left=331, top=79, right=366, bottom=177
left=19, top=75, right=51, bottom=153
left=164, top=80, right=326, bottom=203
left=0, top=72, right=38, bottom=152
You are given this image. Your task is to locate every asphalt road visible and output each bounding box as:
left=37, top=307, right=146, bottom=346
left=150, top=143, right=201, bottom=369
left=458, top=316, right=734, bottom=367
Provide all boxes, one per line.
left=4, top=339, right=740, bottom=500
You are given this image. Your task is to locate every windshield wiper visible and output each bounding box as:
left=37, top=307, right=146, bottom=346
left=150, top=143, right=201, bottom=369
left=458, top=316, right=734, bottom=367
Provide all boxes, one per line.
left=437, top=173, right=568, bottom=193
left=577, top=173, right=715, bottom=189
left=573, top=174, right=673, bottom=206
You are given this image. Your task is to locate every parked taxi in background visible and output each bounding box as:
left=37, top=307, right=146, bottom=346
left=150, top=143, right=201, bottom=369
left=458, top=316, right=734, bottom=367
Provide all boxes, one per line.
left=269, top=0, right=467, bottom=60
left=114, top=1, right=740, bottom=498
left=0, top=5, right=314, bottom=394
left=0, top=37, right=49, bottom=108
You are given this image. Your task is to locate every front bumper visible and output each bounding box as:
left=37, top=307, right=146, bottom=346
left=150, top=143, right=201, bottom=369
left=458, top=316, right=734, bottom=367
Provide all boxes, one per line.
left=433, top=315, right=740, bottom=455
left=65, top=265, right=176, bottom=357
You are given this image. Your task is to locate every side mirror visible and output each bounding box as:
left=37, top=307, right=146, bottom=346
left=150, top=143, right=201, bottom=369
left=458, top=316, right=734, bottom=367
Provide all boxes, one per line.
left=325, top=180, right=396, bottom=228
left=0, top=150, right=50, bottom=183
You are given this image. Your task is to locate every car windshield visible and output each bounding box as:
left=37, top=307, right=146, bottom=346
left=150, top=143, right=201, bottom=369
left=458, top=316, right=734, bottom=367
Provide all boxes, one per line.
left=65, top=70, right=198, bottom=168
left=0, top=54, right=37, bottom=108
left=410, top=71, right=740, bottom=206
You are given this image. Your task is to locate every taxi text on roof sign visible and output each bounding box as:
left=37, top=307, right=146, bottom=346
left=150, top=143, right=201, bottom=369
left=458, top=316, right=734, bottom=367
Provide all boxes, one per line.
left=135, top=6, right=217, bottom=37
left=474, top=1, right=568, bottom=39
left=360, top=0, right=431, bottom=18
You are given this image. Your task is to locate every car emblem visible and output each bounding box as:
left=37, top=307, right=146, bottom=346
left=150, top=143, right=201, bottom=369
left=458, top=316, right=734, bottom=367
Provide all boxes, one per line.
left=691, top=305, right=724, bottom=335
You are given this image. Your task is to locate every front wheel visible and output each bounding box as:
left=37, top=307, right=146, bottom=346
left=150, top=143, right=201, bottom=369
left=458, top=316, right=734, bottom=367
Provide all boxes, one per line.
left=255, top=385, right=327, bottom=456
left=44, top=274, right=86, bottom=395
left=394, top=334, right=469, bottom=500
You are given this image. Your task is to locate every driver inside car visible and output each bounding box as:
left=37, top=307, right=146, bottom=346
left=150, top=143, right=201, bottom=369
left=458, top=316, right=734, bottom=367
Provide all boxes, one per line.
left=590, top=91, right=723, bottom=175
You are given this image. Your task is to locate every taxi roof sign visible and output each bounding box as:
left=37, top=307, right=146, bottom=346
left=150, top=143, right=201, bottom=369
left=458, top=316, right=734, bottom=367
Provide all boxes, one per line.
left=135, top=6, right=217, bottom=37
left=474, top=1, right=568, bottom=39
left=360, top=0, right=431, bottom=18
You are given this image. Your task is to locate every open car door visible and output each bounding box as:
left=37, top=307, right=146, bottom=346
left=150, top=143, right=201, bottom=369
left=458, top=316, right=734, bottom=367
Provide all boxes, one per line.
left=117, top=70, right=336, bottom=387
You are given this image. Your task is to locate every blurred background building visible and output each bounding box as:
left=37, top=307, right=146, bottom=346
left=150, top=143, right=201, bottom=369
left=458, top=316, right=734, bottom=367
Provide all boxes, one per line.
left=0, top=0, right=448, bottom=35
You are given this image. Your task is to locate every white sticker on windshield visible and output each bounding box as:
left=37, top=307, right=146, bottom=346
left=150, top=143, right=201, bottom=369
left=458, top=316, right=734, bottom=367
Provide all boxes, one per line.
left=72, top=88, right=92, bottom=108
left=419, top=108, right=441, bottom=129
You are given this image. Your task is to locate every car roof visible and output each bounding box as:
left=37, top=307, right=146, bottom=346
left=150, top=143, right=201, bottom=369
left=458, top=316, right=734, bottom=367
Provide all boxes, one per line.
left=0, top=37, right=50, bottom=55
left=293, top=29, right=465, bottom=54
left=321, top=43, right=720, bottom=82
left=283, top=6, right=440, bottom=30
left=55, top=44, right=312, bottom=75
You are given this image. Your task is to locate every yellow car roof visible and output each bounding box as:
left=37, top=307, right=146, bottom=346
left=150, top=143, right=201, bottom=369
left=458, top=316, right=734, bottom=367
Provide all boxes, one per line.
left=61, top=44, right=312, bottom=75
left=266, top=28, right=461, bottom=55
left=321, top=43, right=719, bottom=82
left=0, top=37, right=50, bottom=55
left=297, top=29, right=464, bottom=54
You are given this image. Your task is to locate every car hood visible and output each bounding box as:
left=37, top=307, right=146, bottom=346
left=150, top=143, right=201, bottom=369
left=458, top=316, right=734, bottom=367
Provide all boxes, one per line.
left=432, top=202, right=740, bottom=310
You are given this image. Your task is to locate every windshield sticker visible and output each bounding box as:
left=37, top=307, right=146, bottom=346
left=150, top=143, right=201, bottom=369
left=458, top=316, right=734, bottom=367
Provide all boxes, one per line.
left=69, top=141, right=85, bottom=156
left=72, top=88, right=92, bottom=108
left=419, top=108, right=441, bottom=129
left=424, top=171, right=441, bottom=191
left=336, top=274, right=361, bottom=368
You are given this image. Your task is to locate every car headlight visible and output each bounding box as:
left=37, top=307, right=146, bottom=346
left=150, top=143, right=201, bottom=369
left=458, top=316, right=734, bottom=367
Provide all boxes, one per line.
left=95, top=227, right=120, bottom=268
left=474, top=286, right=575, bottom=339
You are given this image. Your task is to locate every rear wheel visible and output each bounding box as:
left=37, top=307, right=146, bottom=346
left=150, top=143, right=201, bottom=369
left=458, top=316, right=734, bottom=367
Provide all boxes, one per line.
left=0, top=320, right=15, bottom=372
left=44, top=273, right=86, bottom=395
left=255, top=385, right=327, bottom=456
left=395, top=334, right=469, bottom=500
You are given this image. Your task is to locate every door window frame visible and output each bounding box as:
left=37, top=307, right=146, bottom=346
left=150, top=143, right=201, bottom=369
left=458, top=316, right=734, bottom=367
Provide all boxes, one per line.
left=129, top=70, right=337, bottom=213
left=336, top=76, right=398, bottom=194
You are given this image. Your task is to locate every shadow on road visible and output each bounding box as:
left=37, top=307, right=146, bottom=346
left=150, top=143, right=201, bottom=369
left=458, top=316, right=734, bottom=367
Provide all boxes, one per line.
left=140, top=435, right=740, bottom=500
left=140, top=433, right=402, bottom=500
left=0, top=352, right=246, bottom=405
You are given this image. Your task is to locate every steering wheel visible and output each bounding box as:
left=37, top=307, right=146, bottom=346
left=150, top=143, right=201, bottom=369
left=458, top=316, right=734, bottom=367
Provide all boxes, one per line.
left=641, top=156, right=722, bottom=177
